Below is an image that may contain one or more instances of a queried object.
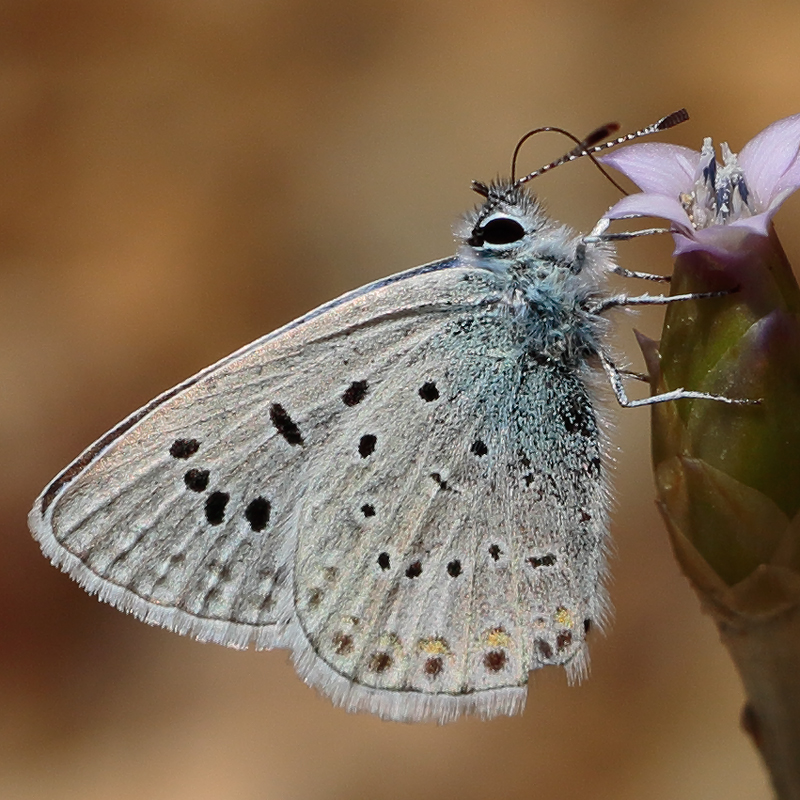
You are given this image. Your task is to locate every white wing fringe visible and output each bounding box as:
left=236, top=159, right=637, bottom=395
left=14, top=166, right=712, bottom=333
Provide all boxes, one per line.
left=30, top=505, right=528, bottom=724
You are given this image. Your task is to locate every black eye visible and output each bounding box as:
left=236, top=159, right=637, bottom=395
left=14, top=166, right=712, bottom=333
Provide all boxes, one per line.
left=470, top=217, right=525, bottom=247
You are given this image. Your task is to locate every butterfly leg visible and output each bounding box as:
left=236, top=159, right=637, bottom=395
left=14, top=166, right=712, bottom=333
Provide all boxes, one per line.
left=617, top=368, right=650, bottom=382
left=584, top=216, right=671, bottom=241
left=578, top=219, right=672, bottom=281
left=610, top=265, right=671, bottom=282
left=597, top=228, right=672, bottom=241
left=593, top=286, right=758, bottom=405
left=599, top=353, right=757, bottom=407
left=588, top=288, right=734, bottom=316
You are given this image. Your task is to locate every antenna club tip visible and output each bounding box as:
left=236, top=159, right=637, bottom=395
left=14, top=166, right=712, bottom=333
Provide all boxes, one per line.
left=657, top=108, right=690, bottom=130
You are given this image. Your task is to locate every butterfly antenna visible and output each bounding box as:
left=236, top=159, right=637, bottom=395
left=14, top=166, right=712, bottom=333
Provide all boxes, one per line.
left=513, top=108, right=689, bottom=195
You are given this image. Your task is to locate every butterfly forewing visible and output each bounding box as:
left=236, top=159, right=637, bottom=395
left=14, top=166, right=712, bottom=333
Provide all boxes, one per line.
left=33, top=261, right=462, bottom=623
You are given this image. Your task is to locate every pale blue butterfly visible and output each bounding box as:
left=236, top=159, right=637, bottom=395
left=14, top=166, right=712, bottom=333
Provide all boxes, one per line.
left=29, top=109, right=740, bottom=723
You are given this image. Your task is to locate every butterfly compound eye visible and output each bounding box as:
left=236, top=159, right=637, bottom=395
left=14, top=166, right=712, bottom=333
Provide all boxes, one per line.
left=469, top=217, right=525, bottom=247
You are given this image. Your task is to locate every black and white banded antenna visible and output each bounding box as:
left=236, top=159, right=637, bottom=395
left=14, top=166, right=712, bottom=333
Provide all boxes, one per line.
left=494, top=109, right=689, bottom=196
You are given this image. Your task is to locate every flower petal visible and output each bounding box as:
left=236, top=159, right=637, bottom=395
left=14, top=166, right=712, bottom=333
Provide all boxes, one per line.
left=738, top=113, right=800, bottom=207
left=772, top=152, right=800, bottom=206
left=599, top=143, right=700, bottom=196
left=604, top=192, right=693, bottom=232
left=728, top=213, right=773, bottom=237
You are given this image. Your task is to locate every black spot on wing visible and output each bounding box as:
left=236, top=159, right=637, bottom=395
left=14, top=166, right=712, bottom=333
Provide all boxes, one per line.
left=342, top=380, right=368, bottom=406
left=418, top=381, right=439, bottom=402
left=527, top=554, right=556, bottom=568
left=184, top=468, right=210, bottom=492
left=447, top=559, right=462, bottom=577
left=245, top=497, right=271, bottom=531
left=405, top=561, right=422, bottom=579
left=359, top=434, right=376, bottom=458
left=270, top=403, right=303, bottom=445
left=471, top=439, right=488, bottom=456
left=205, top=491, right=229, bottom=525
left=170, top=438, right=200, bottom=459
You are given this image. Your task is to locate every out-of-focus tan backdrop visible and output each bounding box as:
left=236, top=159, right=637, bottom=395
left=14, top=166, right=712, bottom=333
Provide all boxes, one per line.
left=3, top=1, right=798, bottom=798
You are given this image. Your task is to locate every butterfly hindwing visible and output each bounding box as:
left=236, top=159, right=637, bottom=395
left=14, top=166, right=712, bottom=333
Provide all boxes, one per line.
left=287, top=328, right=608, bottom=720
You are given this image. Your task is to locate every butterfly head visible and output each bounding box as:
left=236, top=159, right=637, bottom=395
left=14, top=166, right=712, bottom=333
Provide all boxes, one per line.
left=459, top=110, right=691, bottom=267
left=461, top=180, right=552, bottom=258
left=457, top=176, right=605, bottom=293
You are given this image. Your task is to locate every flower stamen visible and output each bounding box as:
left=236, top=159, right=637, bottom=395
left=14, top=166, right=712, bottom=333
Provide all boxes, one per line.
left=681, top=138, right=755, bottom=231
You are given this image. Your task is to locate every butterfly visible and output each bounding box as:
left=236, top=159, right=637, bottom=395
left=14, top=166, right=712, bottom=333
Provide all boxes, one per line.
left=29, top=110, right=713, bottom=723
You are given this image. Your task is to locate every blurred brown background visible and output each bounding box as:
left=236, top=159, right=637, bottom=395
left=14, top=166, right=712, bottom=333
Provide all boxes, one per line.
left=3, top=1, right=799, bottom=798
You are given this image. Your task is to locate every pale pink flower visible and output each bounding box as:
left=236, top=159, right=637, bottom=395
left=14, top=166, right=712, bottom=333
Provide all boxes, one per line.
left=600, top=113, right=800, bottom=255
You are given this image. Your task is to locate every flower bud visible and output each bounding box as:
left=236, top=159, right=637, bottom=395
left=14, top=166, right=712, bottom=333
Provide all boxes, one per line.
left=644, top=225, right=800, bottom=590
